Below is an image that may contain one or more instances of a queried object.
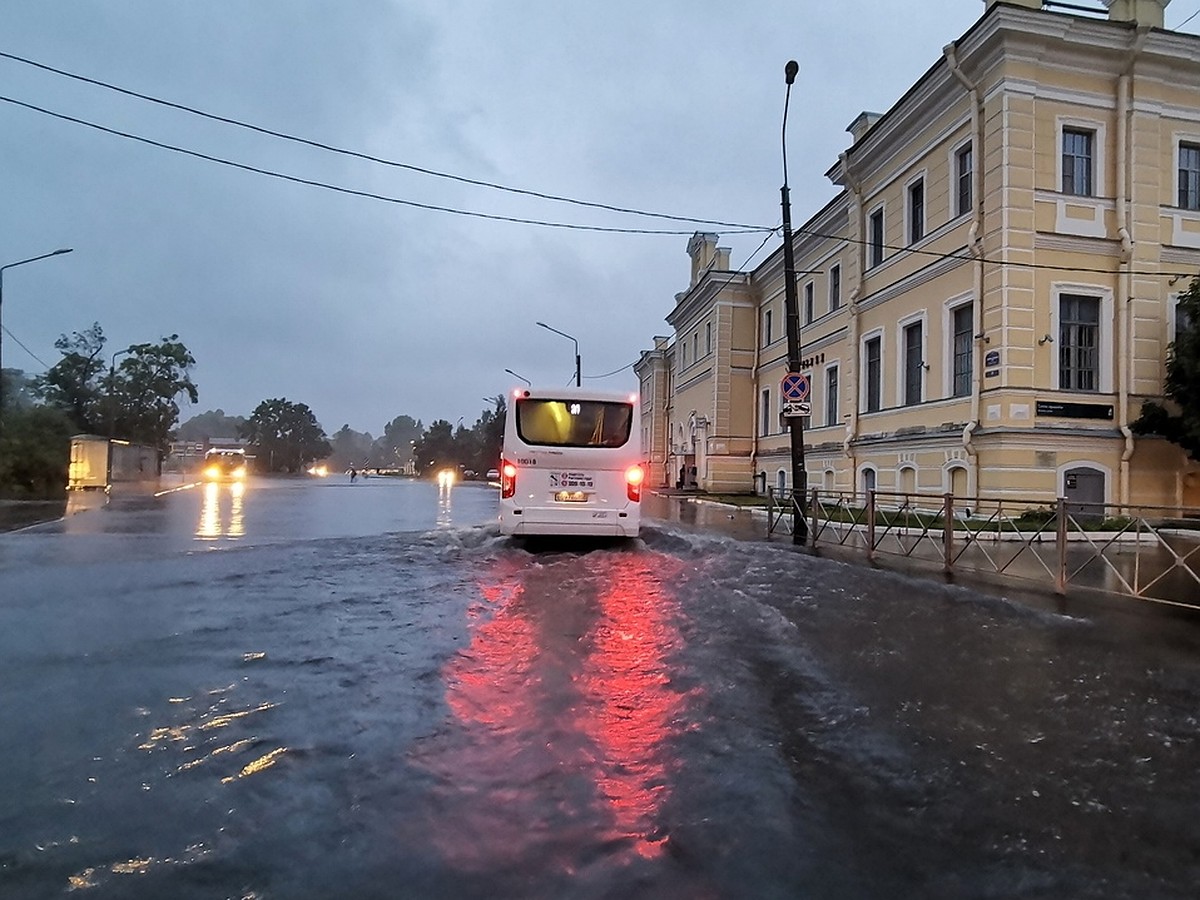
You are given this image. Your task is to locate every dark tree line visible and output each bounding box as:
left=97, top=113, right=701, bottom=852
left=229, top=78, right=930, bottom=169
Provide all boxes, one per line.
left=1, top=323, right=198, bottom=497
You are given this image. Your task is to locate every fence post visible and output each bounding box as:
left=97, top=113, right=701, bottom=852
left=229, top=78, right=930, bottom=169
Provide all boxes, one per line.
left=943, top=492, right=954, bottom=575
left=867, top=489, right=876, bottom=561
left=1055, top=496, right=1068, bottom=594
left=811, top=488, right=820, bottom=548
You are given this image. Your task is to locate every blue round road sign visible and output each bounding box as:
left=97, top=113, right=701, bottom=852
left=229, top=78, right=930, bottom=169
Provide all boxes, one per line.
left=781, top=373, right=810, bottom=401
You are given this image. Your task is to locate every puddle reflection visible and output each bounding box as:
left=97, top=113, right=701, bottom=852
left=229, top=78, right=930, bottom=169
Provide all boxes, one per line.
left=195, top=481, right=245, bottom=541
left=413, top=550, right=695, bottom=872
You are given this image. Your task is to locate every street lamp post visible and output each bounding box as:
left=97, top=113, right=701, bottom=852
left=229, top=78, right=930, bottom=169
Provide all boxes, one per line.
left=536, top=321, right=581, bottom=387
left=0, top=248, right=73, bottom=425
left=108, top=348, right=132, bottom=439
left=780, top=60, right=809, bottom=544
left=504, top=368, right=532, bottom=387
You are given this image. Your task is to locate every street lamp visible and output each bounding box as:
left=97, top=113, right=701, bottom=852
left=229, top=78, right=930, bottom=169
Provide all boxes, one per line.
left=0, top=247, right=73, bottom=424
left=780, top=60, right=808, bottom=544
left=108, top=348, right=132, bottom=439
left=504, top=368, right=532, bottom=387
left=535, top=321, right=581, bottom=387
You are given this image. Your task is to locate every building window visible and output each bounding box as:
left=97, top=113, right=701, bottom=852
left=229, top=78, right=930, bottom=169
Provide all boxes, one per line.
left=760, top=389, right=772, bottom=436
left=763, top=308, right=773, bottom=346
left=865, top=335, right=882, bottom=412
left=862, top=467, right=877, bottom=496
left=869, top=208, right=885, bottom=268
left=681, top=341, right=687, bottom=368
left=1174, top=296, right=1193, bottom=348
left=956, top=143, right=973, bottom=216
left=1062, top=128, right=1094, bottom=197
left=825, top=365, right=839, bottom=427
left=952, top=304, right=973, bottom=398
left=1059, top=294, right=1100, bottom=391
left=908, top=178, right=925, bottom=244
left=829, top=264, right=841, bottom=312
left=1180, top=143, right=1200, bottom=210
left=705, top=322, right=712, bottom=355
left=692, top=334, right=698, bottom=363
left=804, top=282, right=814, bottom=325
left=903, top=321, right=923, bottom=405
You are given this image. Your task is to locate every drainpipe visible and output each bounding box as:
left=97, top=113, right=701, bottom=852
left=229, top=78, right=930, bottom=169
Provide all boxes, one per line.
left=1116, top=31, right=1148, bottom=508
left=944, top=43, right=985, bottom=495
left=840, top=150, right=864, bottom=484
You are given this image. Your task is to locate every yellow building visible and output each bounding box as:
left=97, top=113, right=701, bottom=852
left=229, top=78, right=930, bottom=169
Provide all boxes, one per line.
left=636, top=0, right=1200, bottom=511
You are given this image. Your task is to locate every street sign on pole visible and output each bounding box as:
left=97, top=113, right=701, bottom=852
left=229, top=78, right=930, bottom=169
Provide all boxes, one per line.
left=781, top=372, right=810, bottom=402
left=782, top=401, right=811, bottom=418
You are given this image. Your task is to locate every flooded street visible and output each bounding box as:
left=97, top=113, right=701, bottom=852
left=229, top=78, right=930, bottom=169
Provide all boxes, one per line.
left=1, top=477, right=1198, bottom=898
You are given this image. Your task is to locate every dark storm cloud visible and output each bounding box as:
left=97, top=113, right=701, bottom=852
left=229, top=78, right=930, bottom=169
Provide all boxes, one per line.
left=13, top=1, right=1183, bottom=435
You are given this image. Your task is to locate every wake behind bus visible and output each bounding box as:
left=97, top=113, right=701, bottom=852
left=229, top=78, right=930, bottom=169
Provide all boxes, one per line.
left=499, top=387, right=644, bottom=539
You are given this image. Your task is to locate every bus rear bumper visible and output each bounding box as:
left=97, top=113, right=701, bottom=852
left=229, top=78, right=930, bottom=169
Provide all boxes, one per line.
left=499, top=505, right=640, bottom=538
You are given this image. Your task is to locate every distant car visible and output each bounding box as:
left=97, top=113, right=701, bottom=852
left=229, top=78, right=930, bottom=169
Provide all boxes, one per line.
left=202, top=448, right=247, bottom=482
left=486, top=468, right=500, bottom=481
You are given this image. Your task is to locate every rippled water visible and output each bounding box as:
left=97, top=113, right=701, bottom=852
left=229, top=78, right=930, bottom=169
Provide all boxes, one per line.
left=1, top=481, right=1198, bottom=898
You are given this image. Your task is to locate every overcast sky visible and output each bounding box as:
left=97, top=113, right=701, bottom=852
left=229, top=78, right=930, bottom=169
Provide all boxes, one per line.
left=4, top=1, right=1197, bottom=436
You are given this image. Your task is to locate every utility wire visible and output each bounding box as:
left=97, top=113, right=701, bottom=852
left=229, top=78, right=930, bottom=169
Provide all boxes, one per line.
left=583, top=229, right=779, bottom=382
left=0, top=95, right=769, bottom=236
left=1, top=324, right=51, bottom=369
left=0, top=50, right=773, bottom=234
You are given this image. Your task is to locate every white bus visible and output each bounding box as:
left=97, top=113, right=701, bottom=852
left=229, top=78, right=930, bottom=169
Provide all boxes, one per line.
left=499, top=387, right=644, bottom=538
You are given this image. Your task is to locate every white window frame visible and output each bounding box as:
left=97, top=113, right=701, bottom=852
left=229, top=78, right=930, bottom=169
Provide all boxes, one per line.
left=951, top=139, right=973, bottom=219
left=760, top=388, right=772, bottom=437
left=861, top=326, right=885, bottom=412
left=859, top=464, right=878, bottom=499
left=1050, top=283, right=1114, bottom=393
left=1057, top=117, right=1106, bottom=198
left=763, top=307, right=774, bottom=346
left=905, top=171, right=927, bottom=245
left=1174, top=132, right=1200, bottom=211
left=895, top=311, right=927, bottom=407
left=942, top=292, right=974, bottom=399
left=705, top=321, right=712, bottom=355
left=868, top=204, right=886, bottom=269
left=824, top=362, right=840, bottom=427
left=829, top=263, right=842, bottom=312
left=804, top=280, right=815, bottom=325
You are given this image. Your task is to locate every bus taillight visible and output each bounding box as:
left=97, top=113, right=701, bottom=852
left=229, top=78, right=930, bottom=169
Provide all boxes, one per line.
left=501, top=460, right=517, bottom=499
left=625, top=465, right=644, bottom=502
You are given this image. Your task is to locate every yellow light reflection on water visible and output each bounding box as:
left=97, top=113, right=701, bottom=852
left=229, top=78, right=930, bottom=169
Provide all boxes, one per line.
left=195, top=480, right=246, bottom=541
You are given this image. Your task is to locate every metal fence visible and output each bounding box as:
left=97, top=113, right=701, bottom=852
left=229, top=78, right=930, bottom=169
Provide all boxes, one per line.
left=767, top=488, right=1200, bottom=608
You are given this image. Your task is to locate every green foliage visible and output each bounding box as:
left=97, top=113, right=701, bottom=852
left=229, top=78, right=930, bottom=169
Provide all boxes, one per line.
left=177, top=409, right=245, bottom=441
left=34, top=322, right=106, bottom=432
left=329, top=424, right=375, bottom=471
left=374, top=415, right=423, bottom=468
left=240, top=398, right=331, bottom=473
left=0, top=405, right=75, bottom=497
left=411, top=398, right=506, bottom=477
left=109, top=335, right=199, bottom=458
left=1134, top=276, right=1200, bottom=461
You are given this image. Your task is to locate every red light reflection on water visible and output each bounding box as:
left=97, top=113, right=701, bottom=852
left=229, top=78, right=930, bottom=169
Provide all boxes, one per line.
left=416, top=551, right=693, bottom=872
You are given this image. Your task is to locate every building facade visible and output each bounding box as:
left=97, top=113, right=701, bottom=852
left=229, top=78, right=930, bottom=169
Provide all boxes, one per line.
left=635, top=0, right=1200, bottom=510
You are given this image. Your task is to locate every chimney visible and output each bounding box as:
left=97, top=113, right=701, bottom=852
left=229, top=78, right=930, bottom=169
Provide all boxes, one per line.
left=1102, top=0, right=1170, bottom=27
left=686, top=232, right=719, bottom=287
left=846, top=111, right=883, bottom=144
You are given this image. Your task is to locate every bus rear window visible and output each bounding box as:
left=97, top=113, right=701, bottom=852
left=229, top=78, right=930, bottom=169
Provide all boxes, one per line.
left=515, top=399, right=633, bottom=448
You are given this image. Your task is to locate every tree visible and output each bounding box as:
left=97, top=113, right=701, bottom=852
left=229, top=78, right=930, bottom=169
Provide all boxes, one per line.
left=177, top=409, right=246, bottom=442
left=372, top=414, right=423, bottom=469
left=240, top=398, right=331, bottom=473
left=328, top=424, right=375, bottom=471
left=109, top=335, right=199, bottom=458
left=413, top=419, right=456, bottom=475
left=35, top=322, right=107, bottom=432
left=1133, top=276, right=1200, bottom=461
left=0, top=405, right=75, bottom=497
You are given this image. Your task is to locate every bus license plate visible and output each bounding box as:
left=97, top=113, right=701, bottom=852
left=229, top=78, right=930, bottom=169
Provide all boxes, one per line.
left=554, top=490, right=589, bottom=503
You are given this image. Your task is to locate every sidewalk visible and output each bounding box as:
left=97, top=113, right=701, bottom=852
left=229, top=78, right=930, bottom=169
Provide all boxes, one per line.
left=0, top=499, right=66, bottom=532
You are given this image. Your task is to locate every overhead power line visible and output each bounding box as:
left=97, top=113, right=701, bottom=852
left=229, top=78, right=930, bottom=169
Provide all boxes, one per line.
left=0, top=94, right=769, bottom=236
left=0, top=49, right=772, bottom=234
